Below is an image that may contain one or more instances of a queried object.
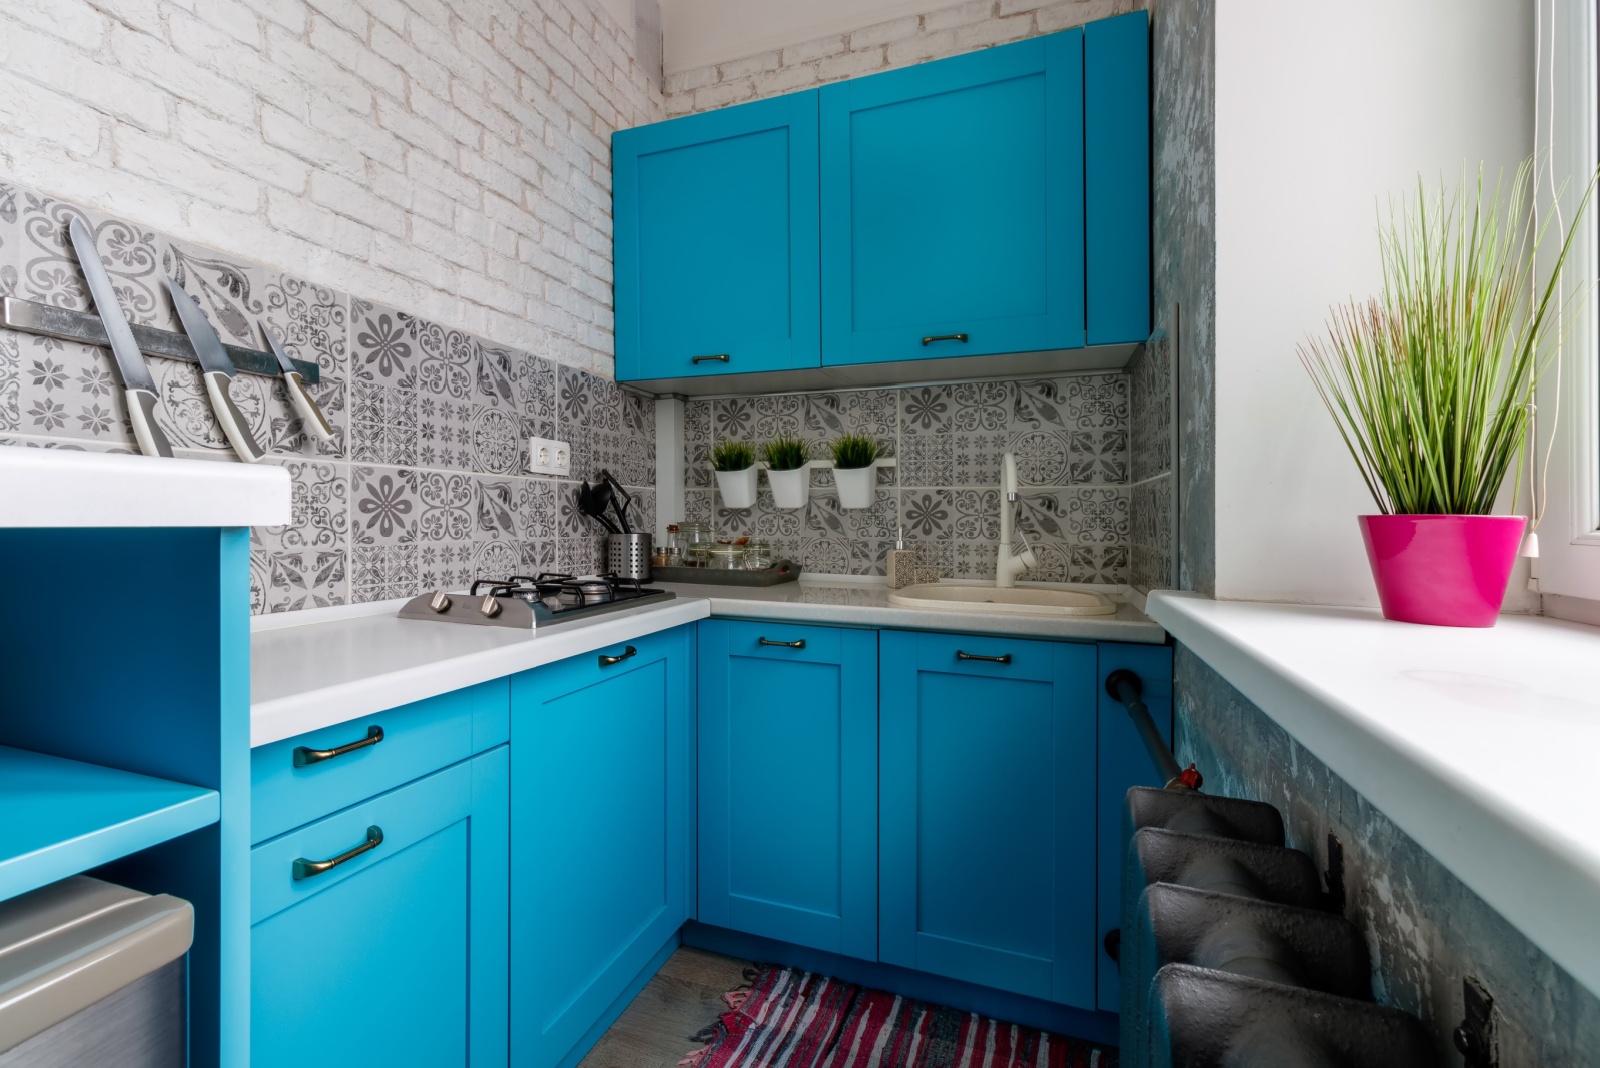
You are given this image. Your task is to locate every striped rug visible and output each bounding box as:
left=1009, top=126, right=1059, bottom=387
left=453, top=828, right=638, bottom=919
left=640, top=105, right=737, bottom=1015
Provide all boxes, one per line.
left=683, top=966, right=1116, bottom=1068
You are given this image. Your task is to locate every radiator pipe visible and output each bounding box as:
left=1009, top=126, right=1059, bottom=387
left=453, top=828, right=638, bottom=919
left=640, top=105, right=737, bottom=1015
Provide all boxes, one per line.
left=1105, top=669, right=1201, bottom=790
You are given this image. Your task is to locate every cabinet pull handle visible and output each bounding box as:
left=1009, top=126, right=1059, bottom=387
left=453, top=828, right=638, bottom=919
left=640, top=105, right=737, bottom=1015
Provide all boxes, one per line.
left=956, top=650, right=1012, bottom=664
left=599, top=645, right=637, bottom=667
left=758, top=637, right=806, bottom=649
left=293, top=725, right=384, bottom=768
left=293, top=825, right=383, bottom=880
left=921, top=333, right=969, bottom=346
left=691, top=354, right=731, bottom=364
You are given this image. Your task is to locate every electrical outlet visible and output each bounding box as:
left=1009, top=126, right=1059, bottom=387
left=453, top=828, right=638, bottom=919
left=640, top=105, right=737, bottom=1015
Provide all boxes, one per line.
left=527, top=437, right=571, bottom=476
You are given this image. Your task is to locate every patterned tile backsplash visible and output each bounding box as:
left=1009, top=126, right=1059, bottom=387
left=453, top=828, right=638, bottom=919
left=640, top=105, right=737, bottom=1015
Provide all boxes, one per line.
left=0, top=179, right=653, bottom=614
left=683, top=374, right=1133, bottom=584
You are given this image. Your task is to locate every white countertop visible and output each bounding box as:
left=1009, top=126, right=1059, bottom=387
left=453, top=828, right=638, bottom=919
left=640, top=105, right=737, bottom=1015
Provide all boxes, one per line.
left=0, top=445, right=291, bottom=527
left=251, top=578, right=1163, bottom=747
left=1145, top=591, right=1600, bottom=999
left=250, top=596, right=710, bottom=747
left=653, top=578, right=1168, bottom=643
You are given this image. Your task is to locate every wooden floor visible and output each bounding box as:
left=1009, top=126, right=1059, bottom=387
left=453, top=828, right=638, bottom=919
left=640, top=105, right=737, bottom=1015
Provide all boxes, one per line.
left=578, top=948, right=755, bottom=1068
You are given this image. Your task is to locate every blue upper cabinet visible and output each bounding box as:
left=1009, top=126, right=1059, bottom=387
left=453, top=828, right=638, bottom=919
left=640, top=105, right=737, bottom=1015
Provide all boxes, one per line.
left=697, top=620, right=878, bottom=960
left=1085, top=11, right=1151, bottom=345
left=879, top=630, right=1099, bottom=1009
left=613, top=15, right=1148, bottom=389
left=613, top=92, right=821, bottom=382
left=820, top=34, right=1084, bottom=366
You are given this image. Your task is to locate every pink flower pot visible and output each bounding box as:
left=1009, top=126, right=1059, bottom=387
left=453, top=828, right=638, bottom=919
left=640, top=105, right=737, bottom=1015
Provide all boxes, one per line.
left=1358, top=514, right=1527, bottom=627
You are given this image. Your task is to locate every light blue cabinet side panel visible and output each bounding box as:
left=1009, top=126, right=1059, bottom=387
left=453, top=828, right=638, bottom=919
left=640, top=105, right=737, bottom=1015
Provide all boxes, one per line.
left=879, top=631, right=1097, bottom=1008
left=614, top=92, right=820, bottom=381
left=1094, top=641, right=1172, bottom=1011
left=820, top=34, right=1085, bottom=365
left=510, top=629, right=689, bottom=1068
left=698, top=620, right=877, bottom=960
left=1085, top=10, right=1150, bottom=344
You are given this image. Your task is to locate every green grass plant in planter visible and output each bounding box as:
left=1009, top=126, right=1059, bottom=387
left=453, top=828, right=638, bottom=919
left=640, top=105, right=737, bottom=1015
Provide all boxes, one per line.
left=763, top=436, right=811, bottom=510
left=1299, top=160, right=1593, bottom=626
left=710, top=440, right=758, bottom=508
left=829, top=433, right=880, bottom=509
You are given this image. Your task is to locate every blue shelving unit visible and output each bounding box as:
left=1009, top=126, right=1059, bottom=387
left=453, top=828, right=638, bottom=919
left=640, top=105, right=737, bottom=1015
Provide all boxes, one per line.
left=0, top=745, right=219, bottom=902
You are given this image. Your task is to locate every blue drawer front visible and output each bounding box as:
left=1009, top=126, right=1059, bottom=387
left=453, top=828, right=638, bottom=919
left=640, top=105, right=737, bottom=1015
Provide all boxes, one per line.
left=251, top=678, right=509, bottom=843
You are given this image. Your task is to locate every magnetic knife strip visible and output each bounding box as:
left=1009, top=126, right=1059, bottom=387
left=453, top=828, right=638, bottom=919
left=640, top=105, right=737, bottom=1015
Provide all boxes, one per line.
left=1, top=296, right=320, bottom=384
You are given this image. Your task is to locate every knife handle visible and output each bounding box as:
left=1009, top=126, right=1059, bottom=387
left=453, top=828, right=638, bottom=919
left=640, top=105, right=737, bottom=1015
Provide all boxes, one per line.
left=126, top=389, right=174, bottom=458
left=203, top=371, right=267, bottom=464
left=284, top=370, right=335, bottom=443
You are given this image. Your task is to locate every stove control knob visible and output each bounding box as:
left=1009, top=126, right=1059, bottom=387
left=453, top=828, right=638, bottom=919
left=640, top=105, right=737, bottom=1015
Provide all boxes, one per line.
left=478, top=594, right=503, bottom=619
left=429, top=590, right=452, bottom=613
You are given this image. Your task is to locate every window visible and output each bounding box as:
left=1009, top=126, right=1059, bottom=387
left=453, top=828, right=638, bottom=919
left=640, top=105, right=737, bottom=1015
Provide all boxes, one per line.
left=1534, top=0, right=1600, bottom=617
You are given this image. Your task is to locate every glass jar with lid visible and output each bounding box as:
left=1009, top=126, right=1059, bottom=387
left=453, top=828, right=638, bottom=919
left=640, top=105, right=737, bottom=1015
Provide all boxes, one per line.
left=707, top=542, right=746, bottom=570
left=679, top=521, right=713, bottom=566
left=743, top=538, right=772, bottom=570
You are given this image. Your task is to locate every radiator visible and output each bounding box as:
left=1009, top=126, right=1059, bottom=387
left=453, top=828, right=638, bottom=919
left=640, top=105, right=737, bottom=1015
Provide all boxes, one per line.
left=1118, top=785, right=1433, bottom=1066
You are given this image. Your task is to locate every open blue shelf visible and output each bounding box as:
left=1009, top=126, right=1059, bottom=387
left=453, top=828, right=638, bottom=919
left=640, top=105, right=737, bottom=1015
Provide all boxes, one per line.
left=0, top=744, right=220, bottom=903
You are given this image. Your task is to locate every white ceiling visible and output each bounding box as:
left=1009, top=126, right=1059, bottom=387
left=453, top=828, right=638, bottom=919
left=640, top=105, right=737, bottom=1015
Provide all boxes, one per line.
left=660, top=0, right=931, bottom=74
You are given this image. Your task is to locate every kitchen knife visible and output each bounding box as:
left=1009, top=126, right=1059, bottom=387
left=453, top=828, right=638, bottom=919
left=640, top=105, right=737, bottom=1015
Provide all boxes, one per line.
left=66, top=218, right=173, bottom=458
left=260, top=322, right=334, bottom=442
left=163, top=276, right=267, bottom=464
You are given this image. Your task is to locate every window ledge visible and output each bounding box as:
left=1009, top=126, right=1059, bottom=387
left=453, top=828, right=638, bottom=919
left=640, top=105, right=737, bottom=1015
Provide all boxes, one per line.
left=1146, top=591, right=1600, bottom=999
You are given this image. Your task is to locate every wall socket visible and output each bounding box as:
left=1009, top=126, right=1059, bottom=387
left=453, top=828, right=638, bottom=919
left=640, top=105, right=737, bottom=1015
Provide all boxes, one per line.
left=527, top=437, right=572, bottom=476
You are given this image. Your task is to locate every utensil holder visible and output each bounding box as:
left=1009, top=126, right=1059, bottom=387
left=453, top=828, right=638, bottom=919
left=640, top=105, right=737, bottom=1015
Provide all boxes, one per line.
left=607, top=533, right=653, bottom=581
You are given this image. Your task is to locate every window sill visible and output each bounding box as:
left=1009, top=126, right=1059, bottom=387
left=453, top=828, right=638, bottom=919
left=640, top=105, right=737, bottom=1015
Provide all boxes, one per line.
left=1145, top=591, right=1600, bottom=1000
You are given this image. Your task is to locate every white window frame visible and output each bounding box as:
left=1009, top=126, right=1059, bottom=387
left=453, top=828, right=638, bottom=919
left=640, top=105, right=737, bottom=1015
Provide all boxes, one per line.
left=1536, top=0, right=1600, bottom=618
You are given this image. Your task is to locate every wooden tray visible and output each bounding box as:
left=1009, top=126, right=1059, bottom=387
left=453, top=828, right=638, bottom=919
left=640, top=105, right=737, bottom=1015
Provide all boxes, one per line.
left=652, top=560, right=799, bottom=586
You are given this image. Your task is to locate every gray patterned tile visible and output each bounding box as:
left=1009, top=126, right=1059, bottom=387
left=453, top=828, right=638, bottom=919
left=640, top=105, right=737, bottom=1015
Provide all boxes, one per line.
left=251, top=459, right=349, bottom=612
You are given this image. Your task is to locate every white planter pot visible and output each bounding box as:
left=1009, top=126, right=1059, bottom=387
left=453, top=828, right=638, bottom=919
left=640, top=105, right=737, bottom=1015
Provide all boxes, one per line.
left=714, top=466, right=758, bottom=509
left=766, top=465, right=810, bottom=509
left=832, top=464, right=877, bottom=509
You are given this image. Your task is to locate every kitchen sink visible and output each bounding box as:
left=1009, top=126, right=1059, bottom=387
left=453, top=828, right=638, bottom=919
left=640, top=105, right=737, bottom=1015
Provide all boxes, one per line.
left=886, top=584, right=1118, bottom=616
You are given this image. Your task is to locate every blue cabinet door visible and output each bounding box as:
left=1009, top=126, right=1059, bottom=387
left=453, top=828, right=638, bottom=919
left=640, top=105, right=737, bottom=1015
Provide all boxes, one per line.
left=879, top=630, right=1097, bottom=1008
left=249, top=746, right=510, bottom=1068
left=1095, top=641, right=1172, bottom=1011
left=510, top=627, right=693, bottom=1068
left=698, top=620, right=878, bottom=959
left=1085, top=11, right=1150, bottom=345
left=614, top=92, right=821, bottom=382
left=820, top=34, right=1085, bottom=366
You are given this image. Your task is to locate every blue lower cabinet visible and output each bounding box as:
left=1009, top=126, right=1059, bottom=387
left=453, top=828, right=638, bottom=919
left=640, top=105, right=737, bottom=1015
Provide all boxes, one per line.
left=698, top=620, right=878, bottom=959
left=879, top=630, right=1098, bottom=1008
left=249, top=746, right=510, bottom=1068
left=510, top=626, right=693, bottom=1068
left=1095, top=641, right=1173, bottom=1011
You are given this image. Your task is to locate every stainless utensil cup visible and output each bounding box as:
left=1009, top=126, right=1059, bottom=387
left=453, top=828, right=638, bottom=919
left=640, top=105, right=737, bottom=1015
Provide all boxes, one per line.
left=607, top=533, right=653, bottom=581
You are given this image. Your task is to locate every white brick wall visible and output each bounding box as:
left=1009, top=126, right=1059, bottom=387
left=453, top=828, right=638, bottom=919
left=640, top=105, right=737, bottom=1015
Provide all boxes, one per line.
left=663, top=0, right=1146, bottom=117
left=0, top=0, right=663, bottom=376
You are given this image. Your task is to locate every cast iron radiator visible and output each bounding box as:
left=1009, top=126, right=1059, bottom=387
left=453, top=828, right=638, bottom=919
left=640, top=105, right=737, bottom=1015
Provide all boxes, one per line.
left=1107, top=673, right=1434, bottom=1066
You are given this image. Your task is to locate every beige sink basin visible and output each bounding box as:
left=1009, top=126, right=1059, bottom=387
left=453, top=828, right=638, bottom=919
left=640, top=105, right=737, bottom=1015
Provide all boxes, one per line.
left=886, top=584, right=1117, bottom=616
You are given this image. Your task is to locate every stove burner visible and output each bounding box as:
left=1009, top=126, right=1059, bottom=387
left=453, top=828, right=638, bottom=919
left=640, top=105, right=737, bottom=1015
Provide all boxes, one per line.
left=399, top=571, right=674, bottom=630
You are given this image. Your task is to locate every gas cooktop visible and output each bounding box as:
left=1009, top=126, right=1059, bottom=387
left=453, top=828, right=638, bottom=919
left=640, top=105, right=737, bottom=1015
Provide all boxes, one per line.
left=397, top=572, right=676, bottom=630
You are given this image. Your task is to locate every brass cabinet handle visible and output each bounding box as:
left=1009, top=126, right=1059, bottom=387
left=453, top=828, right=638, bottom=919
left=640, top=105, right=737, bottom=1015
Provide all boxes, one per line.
left=956, top=650, right=1012, bottom=664
left=921, top=333, right=969, bottom=346
left=293, top=826, right=383, bottom=880
left=691, top=354, right=731, bottom=364
left=293, top=726, right=384, bottom=768
left=599, top=645, right=637, bottom=667
left=758, top=637, right=806, bottom=649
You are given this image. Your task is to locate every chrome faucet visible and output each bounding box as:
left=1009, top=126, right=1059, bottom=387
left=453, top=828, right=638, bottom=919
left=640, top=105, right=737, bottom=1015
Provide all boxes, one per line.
left=997, top=452, right=1037, bottom=588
